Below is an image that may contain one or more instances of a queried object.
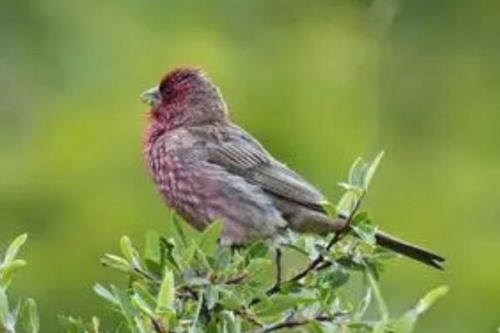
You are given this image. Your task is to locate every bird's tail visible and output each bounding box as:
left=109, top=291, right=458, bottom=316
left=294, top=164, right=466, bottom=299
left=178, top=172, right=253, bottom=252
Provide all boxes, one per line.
left=288, top=213, right=445, bottom=269
left=373, top=230, right=445, bottom=270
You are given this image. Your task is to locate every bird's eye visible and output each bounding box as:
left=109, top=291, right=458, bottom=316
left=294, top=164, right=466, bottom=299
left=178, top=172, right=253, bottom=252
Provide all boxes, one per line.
left=158, top=82, right=171, bottom=99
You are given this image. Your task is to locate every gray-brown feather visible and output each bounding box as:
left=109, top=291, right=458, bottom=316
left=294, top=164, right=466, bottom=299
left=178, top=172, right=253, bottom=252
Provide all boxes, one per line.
left=194, top=124, right=341, bottom=233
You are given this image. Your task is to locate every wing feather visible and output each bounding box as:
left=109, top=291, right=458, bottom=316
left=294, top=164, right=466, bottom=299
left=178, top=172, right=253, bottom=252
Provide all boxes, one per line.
left=206, top=126, right=327, bottom=211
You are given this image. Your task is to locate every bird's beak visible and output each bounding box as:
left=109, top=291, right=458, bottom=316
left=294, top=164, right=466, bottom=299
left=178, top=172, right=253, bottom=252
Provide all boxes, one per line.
left=141, top=86, right=161, bottom=107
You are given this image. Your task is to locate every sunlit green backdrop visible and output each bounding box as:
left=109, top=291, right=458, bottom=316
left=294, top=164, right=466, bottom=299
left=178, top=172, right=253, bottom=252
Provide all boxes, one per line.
left=1, top=0, right=499, bottom=331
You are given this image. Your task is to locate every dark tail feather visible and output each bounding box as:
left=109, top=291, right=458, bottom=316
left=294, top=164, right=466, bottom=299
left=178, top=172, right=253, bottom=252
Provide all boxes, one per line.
left=374, top=230, right=445, bottom=270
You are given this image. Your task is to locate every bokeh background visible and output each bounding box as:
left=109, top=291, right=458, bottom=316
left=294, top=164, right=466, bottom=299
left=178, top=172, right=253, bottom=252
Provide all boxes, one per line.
left=1, top=0, right=499, bottom=331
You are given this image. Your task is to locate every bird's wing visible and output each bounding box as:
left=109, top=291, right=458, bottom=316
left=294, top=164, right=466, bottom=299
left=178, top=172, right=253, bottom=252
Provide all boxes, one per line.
left=205, top=125, right=327, bottom=211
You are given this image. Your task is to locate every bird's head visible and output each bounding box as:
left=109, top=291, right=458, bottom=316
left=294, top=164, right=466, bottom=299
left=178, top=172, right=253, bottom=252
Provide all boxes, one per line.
left=142, top=67, right=228, bottom=130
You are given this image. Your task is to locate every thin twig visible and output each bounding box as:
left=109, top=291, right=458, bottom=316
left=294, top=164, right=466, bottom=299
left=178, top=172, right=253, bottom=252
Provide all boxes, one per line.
left=132, top=266, right=160, bottom=284
left=327, top=190, right=366, bottom=251
left=252, top=314, right=340, bottom=333
left=235, top=309, right=264, bottom=328
left=224, top=272, right=249, bottom=285
left=151, top=318, right=170, bottom=333
left=177, top=286, right=198, bottom=300
left=263, top=190, right=367, bottom=299
left=270, top=248, right=283, bottom=292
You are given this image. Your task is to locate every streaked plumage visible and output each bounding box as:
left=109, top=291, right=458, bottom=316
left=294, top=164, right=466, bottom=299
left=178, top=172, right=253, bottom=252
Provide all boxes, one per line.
left=142, top=67, right=445, bottom=269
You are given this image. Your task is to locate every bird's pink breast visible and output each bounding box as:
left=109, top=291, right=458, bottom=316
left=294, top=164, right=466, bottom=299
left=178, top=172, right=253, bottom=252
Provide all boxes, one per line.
left=144, top=127, right=209, bottom=230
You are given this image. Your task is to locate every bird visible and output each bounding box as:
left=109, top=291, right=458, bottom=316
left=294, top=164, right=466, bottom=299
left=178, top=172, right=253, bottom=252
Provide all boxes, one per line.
left=141, top=67, right=445, bottom=270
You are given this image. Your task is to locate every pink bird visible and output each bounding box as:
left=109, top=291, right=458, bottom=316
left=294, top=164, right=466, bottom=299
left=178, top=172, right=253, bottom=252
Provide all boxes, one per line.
left=142, top=67, right=444, bottom=269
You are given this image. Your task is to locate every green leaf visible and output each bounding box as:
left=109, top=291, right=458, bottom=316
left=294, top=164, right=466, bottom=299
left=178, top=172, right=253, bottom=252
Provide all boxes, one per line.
left=354, top=288, right=372, bottom=321
left=132, top=282, right=156, bottom=317
left=2, top=234, right=28, bottom=267
left=338, top=182, right=362, bottom=192
left=162, top=239, right=182, bottom=273
left=204, top=286, right=219, bottom=310
left=91, top=317, right=100, bottom=332
left=253, top=295, right=315, bottom=317
left=119, top=236, right=140, bottom=266
left=0, top=259, right=27, bottom=288
left=20, top=298, right=39, bottom=333
left=372, top=247, right=400, bottom=261
left=342, top=152, right=384, bottom=192
left=111, top=285, right=139, bottom=330
left=0, top=287, right=9, bottom=327
left=170, top=213, right=188, bottom=247
left=316, top=268, right=350, bottom=290
left=348, top=157, right=366, bottom=188
left=58, top=315, right=88, bottom=333
left=412, top=285, right=449, bottom=315
left=189, top=292, right=204, bottom=333
left=220, top=311, right=241, bottom=333
left=337, top=190, right=360, bottom=216
left=144, top=230, right=163, bottom=271
left=392, top=315, right=415, bottom=333
left=245, top=241, right=270, bottom=260
left=186, top=277, right=211, bottom=287
left=198, top=221, right=224, bottom=256
left=366, top=267, right=389, bottom=324
left=392, top=285, right=449, bottom=333
left=156, top=268, right=175, bottom=316
left=134, top=316, right=150, bottom=333
left=177, top=243, right=197, bottom=271
left=246, top=258, right=274, bottom=286
left=322, top=202, right=337, bottom=219
left=217, top=288, right=242, bottom=310
left=194, top=248, right=211, bottom=271
left=347, top=322, right=375, bottom=331
left=101, top=254, right=131, bottom=273
left=351, top=221, right=377, bottom=246
left=211, top=247, right=232, bottom=271
left=308, top=321, right=327, bottom=333
left=363, top=151, right=384, bottom=190
left=94, top=284, right=119, bottom=305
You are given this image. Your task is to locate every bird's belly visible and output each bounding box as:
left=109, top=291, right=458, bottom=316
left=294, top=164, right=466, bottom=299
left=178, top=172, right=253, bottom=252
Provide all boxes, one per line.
left=146, top=145, right=286, bottom=244
left=155, top=168, right=209, bottom=231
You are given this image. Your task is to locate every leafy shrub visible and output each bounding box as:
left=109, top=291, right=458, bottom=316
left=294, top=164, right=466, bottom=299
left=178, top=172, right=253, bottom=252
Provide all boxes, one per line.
left=0, top=154, right=447, bottom=333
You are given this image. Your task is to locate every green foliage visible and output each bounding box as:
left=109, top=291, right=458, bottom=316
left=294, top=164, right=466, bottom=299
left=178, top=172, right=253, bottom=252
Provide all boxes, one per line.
left=64, top=153, right=446, bottom=333
left=0, top=155, right=447, bottom=332
left=1, top=1, right=498, bottom=330
left=0, top=234, right=39, bottom=333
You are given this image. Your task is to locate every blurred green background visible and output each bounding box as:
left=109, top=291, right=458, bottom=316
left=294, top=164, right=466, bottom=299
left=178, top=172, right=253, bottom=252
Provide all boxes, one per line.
left=1, top=0, right=499, bottom=331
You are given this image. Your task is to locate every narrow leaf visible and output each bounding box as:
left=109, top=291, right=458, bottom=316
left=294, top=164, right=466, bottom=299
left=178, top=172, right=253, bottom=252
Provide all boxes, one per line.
left=337, top=190, right=360, bottom=216
left=0, top=287, right=8, bottom=327
left=354, top=288, right=372, bottom=321
left=363, top=151, right=384, bottom=190
left=94, top=284, right=119, bottom=305
left=144, top=230, right=163, bottom=267
left=119, top=236, right=140, bottom=266
left=412, top=285, right=449, bottom=316
left=198, top=221, right=224, bottom=256
left=170, top=213, right=188, bottom=247
left=2, top=234, right=28, bottom=266
left=189, top=292, right=204, bottom=333
left=0, top=259, right=27, bottom=288
left=20, top=298, right=39, bottom=333
left=322, top=201, right=337, bottom=219
left=156, top=268, right=175, bottom=316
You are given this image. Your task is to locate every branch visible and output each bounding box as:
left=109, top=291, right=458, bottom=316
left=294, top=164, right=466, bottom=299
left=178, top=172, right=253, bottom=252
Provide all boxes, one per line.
left=252, top=314, right=340, bottom=333
left=223, top=272, right=249, bottom=285
left=235, top=309, right=264, bottom=328
left=327, top=190, right=366, bottom=251
left=151, top=318, right=169, bottom=333
left=263, top=190, right=367, bottom=298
